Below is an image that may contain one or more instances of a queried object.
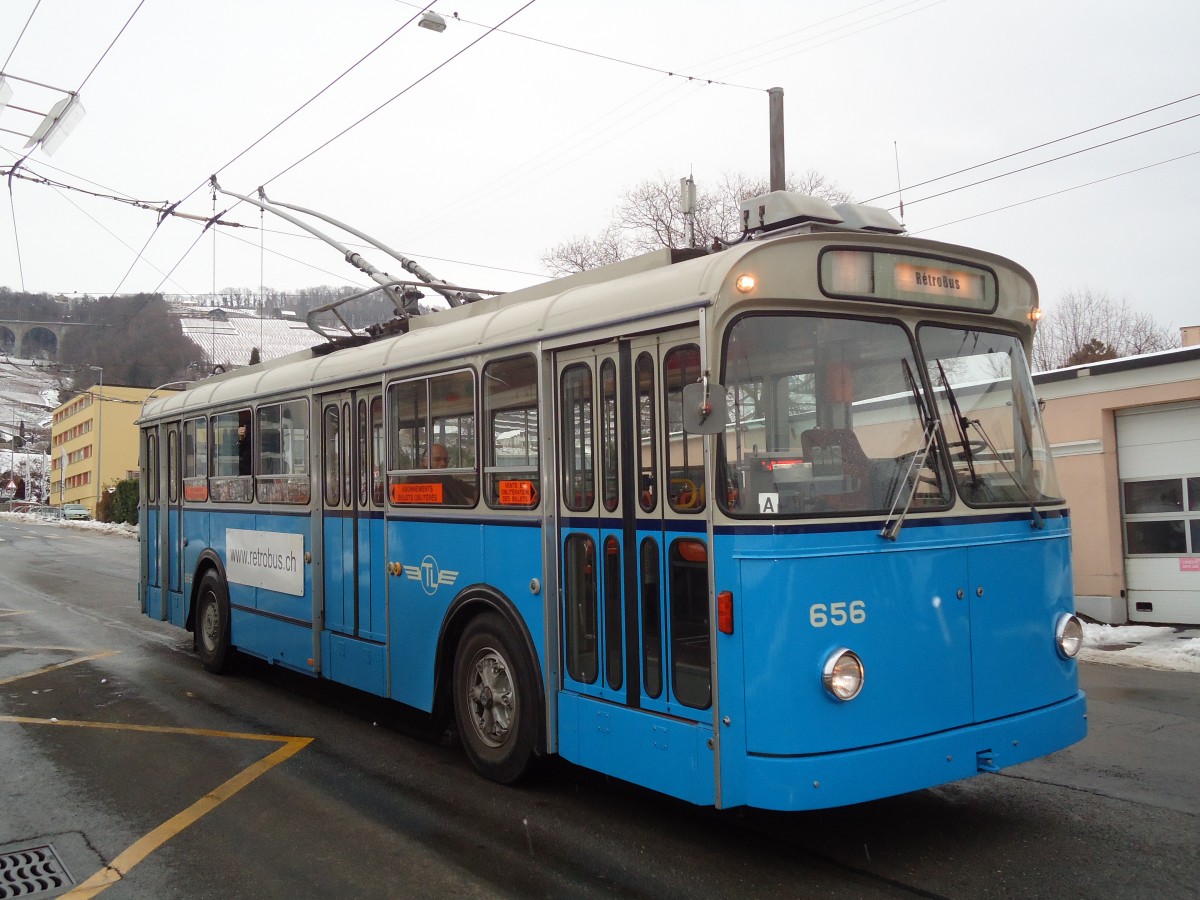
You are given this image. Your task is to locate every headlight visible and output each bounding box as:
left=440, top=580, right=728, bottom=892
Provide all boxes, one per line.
left=822, top=648, right=865, bottom=701
left=1055, top=613, right=1084, bottom=659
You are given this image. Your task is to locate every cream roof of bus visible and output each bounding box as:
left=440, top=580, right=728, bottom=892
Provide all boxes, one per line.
left=139, top=230, right=1036, bottom=423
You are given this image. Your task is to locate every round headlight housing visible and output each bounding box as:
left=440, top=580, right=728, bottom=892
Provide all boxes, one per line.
left=1055, top=613, right=1084, bottom=659
left=822, top=648, right=865, bottom=701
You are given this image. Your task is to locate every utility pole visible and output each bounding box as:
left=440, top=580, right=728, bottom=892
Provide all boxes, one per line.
left=768, top=87, right=785, bottom=192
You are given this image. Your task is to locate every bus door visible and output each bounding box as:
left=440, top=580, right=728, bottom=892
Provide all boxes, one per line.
left=319, top=390, right=388, bottom=692
left=164, top=420, right=184, bottom=620
left=556, top=332, right=716, bottom=805
left=141, top=424, right=163, bottom=618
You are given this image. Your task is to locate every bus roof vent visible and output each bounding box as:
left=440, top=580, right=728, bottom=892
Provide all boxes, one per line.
left=831, top=203, right=906, bottom=234
left=740, top=191, right=843, bottom=234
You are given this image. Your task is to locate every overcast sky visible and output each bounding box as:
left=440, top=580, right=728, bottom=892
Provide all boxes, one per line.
left=1, top=0, right=1197, bottom=331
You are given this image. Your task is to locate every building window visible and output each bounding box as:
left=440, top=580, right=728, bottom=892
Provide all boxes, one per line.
left=1122, top=477, right=1200, bottom=555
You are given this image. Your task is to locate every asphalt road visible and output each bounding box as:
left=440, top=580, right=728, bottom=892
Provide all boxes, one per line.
left=1, top=518, right=1197, bottom=898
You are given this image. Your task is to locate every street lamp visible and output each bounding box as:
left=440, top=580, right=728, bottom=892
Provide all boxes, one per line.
left=89, top=366, right=103, bottom=515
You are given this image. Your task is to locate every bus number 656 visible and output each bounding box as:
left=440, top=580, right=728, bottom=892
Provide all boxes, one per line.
left=809, top=600, right=867, bottom=628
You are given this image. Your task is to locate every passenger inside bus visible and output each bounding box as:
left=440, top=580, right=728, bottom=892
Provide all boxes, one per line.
left=424, top=442, right=477, bottom=505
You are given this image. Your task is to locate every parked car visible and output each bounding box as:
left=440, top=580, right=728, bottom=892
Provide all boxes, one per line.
left=61, top=504, right=91, bottom=520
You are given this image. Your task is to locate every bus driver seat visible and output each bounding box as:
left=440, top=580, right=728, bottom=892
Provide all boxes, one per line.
left=800, top=427, right=872, bottom=510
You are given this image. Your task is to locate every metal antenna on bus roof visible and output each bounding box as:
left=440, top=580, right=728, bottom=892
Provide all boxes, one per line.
left=259, top=189, right=483, bottom=308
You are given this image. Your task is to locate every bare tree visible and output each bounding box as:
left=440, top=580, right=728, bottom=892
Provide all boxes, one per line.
left=1032, top=288, right=1180, bottom=371
left=542, top=170, right=852, bottom=276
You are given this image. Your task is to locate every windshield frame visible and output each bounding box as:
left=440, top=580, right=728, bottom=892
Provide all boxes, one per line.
left=715, top=310, right=953, bottom=520
left=915, top=321, right=1063, bottom=509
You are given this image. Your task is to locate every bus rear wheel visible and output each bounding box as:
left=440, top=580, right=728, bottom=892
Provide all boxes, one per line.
left=196, top=570, right=234, bottom=674
left=453, top=613, right=539, bottom=784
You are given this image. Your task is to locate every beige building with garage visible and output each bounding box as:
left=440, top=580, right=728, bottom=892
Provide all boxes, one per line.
left=1035, top=338, right=1200, bottom=625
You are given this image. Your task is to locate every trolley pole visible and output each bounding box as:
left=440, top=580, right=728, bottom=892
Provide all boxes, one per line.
left=768, top=87, right=785, bottom=192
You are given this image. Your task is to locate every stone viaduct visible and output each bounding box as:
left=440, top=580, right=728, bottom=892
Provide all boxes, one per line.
left=0, top=319, right=90, bottom=361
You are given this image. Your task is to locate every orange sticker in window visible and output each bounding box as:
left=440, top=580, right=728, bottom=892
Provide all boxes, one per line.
left=498, top=480, right=535, bottom=505
left=390, top=482, right=444, bottom=504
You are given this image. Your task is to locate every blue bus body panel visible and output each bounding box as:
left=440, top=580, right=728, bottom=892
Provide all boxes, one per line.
left=558, top=692, right=716, bottom=805
left=386, top=516, right=544, bottom=713
left=741, top=691, right=1086, bottom=810
left=713, top=513, right=1085, bottom=810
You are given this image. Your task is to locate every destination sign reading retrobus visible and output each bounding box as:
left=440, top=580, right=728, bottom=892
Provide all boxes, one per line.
left=820, top=248, right=997, bottom=312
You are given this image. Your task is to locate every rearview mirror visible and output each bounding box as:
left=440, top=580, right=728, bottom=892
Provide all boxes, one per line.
left=682, top=382, right=728, bottom=435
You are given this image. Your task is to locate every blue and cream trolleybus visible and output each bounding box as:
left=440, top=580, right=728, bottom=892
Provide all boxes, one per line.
left=138, top=189, right=1086, bottom=810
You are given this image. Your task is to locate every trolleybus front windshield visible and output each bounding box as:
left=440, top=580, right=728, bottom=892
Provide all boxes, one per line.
left=917, top=325, right=1062, bottom=507
left=718, top=314, right=950, bottom=517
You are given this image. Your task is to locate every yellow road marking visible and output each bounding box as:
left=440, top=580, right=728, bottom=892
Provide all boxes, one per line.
left=0, top=650, right=118, bottom=686
left=2, top=715, right=314, bottom=897
left=0, top=610, right=33, bottom=617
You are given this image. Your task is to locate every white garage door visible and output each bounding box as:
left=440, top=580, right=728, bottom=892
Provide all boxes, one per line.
left=1116, top=400, right=1200, bottom=624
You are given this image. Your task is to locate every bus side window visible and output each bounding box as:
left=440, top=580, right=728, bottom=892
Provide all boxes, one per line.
left=484, top=355, right=539, bottom=509
left=183, top=417, right=208, bottom=502
left=210, top=409, right=253, bottom=503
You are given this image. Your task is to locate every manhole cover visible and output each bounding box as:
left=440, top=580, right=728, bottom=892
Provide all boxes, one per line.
left=0, top=845, right=74, bottom=899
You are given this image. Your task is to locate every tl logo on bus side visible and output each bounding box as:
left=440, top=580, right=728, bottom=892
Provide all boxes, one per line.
left=387, top=555, right=459, bottom=596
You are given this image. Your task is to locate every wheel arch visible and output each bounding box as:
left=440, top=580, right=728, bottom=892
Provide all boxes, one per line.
left=186, top=549, right=228, bottom=635
left=434, top=584, right=547, bottom=752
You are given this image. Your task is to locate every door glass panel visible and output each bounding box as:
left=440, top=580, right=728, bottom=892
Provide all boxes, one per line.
left=664, top=345, right=704, bottom=512
left=636, top=353, right=657, bottom=512
left=357, top=398, right=369, bottom=507
left=1189, top=478, right=1200, bottom=512
left=669, top=538, right=710, bottom=709
left=561, top=364, right=594, bottom=512
left=600, top=359, right=619, bottom=512
left=341, top=402, right=352, bottom=504
left=640, top=538, right=662, bottom=699
left=370, top=397, right=384, bottom=506
left=603, top=536, right=623, bottom=691
left=564, top=533, right=598, bottom=683
left=167, top=429, right=179, bottom=503
left=323, top=405, right=340, bottom=507
left=145, top=433, right=158, bottom=503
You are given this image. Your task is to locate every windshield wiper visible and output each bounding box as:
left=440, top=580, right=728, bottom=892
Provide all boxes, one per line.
left=881, top=359, right=940, bottom=541
left=967, top=420, right=1045, bottom=530
left=935, top=359, right=980, bottom=486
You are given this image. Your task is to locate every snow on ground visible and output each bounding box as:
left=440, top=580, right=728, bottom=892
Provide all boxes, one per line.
left=3, top=511, right=1198, bottom=673
left=1080, top=622, right=1200, bottom=674
left=0, top=509, right=136, bottom=539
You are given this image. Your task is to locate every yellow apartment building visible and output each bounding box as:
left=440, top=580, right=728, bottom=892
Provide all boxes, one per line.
left=50, top=385, right=153, bottom=515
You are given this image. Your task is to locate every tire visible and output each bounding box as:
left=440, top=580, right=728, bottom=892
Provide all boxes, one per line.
left=196, top=569, right=235, bottom=674
left=452, top=612, right=541, bottom=784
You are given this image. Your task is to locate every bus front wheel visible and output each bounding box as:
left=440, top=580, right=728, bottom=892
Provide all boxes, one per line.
left=453, top=613, right=539, bottom=784
left=196, top=570, right=234, bottom=674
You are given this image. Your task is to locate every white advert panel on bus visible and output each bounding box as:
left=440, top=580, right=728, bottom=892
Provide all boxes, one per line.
left=225, top=528, right=305, bottom=596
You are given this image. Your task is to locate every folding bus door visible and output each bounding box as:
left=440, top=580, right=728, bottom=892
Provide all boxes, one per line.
left=164, top=420, right=185, bottom=623
left=555, top=331, right=716, bottom=805
left=319, top=389, right=388, bottom=696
